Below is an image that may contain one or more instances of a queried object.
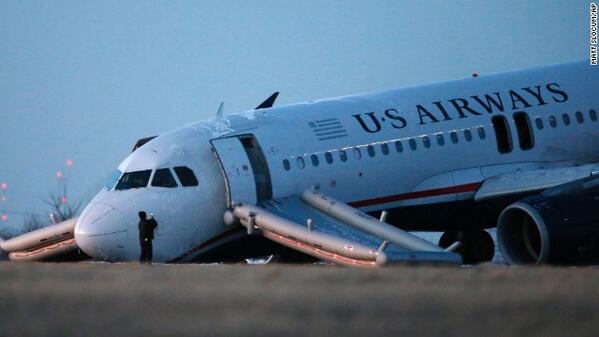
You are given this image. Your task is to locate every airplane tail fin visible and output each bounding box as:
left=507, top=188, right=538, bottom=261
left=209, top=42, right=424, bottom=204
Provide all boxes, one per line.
left=255, top=92, right=279, bottom=109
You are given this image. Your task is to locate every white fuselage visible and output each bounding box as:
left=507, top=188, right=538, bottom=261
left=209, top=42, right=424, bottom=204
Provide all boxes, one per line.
left=74, top=61, right=599, bottom=262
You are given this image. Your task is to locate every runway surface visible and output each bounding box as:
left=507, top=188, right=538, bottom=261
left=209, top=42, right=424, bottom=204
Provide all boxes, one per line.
left=1, top=262, right=599, bottom=337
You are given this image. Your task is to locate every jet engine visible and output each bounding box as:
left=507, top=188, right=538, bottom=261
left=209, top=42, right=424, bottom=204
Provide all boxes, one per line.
left=497, top=176, right=599, bottom=265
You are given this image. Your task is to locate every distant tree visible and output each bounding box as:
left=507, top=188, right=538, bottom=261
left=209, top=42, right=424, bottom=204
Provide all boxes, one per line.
left=0, top=226, right=14, bottom=240
left=22, top=212, right=47, bottom=233
left=43, top=192, right=81, bottom=223
left=16, top=192, right=82, bottom=235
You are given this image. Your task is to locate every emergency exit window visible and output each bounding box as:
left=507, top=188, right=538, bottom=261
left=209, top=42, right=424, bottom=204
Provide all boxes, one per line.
left=491, top=115, right=512, bottom=154
left=513, top=112, right=535, bottom=150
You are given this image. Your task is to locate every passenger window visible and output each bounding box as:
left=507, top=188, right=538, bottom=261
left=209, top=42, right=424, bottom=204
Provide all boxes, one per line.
left=513, top=112, right=534, bottom=150
left=477, top=126, right=486, bottom=139
left=562, top=113, right=571, bottom=126
left=282, top=159, right=291, bottom=171
left=339, top=149, right=348, bottom=162
left=325, top=152, right=333, bottom=164
left=151, top=168, right=178, bottom=188
left=450, top=131, right=459, bottom=144
left=367, top=145, right=375, bottom=157
left=419, top=136, right=429, bottom=148
left=408, top=139, right=417, bottom=150
left=548, top=115, right=557, bottom=128
left=115, top=170, right=152, bottom=190
left=174, top=166, right=199, bottom=186
left=297, top=157, right=305, bottom=169
left=463, top=129, right=473, bottom=142
left=436, top=134, right=445, bottom=146
left=590, top=109, right=597, bottom=121
left=311, top=154, right=320, bottom=166
left=353, top=148, right=362, bottom=160
left=575, top=111, right=584, bottom=124
left=491, top=115, right=512, bottom=154
left=381, top=143, right=389, bottom=155
left=535, top=117, right=544, bottom=130
left=395, top=141, right=403, bottom=153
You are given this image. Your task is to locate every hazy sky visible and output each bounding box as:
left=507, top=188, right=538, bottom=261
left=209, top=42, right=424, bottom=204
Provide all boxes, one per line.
left=0, top=1, right=589, bottom=232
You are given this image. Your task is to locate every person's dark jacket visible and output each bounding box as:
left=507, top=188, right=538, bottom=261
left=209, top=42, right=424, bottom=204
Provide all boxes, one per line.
left=138, top=217, right=158, bottom=241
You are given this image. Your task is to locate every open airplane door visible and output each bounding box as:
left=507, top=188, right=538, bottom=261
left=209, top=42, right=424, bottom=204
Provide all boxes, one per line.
left=211, top=137, right=258, bottom=207
left=211, top=135, right=272, bottom=208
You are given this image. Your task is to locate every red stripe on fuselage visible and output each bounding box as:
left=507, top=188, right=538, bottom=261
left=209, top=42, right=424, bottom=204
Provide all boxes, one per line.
left=347, top=182, right=481, bottom=208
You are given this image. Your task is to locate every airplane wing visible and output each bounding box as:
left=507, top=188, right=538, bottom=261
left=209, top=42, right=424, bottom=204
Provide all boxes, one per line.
left=474, top=163, right=599, bottom=201
left=225, top=189, right=461, bottom=266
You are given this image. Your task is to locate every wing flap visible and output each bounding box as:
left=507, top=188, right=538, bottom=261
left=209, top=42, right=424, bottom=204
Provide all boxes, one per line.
left=475, top=163, right=599, bottom=201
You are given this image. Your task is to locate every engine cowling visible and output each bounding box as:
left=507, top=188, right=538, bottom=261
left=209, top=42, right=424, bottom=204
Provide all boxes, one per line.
left=497, top=177, right=599, bottom=265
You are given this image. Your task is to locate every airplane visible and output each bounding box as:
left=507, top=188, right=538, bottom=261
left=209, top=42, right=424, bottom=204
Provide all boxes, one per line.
left=2, top=60, right=598, bottom=266
left=0, top=236, right=6, bottom=261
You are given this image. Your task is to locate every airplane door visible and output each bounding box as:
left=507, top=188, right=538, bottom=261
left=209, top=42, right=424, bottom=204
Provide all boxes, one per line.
left=210, top=136, right=261, bottom=207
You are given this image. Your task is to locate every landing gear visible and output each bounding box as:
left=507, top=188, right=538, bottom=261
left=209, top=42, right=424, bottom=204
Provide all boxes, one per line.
left=439, top=230, right=495, bottom=264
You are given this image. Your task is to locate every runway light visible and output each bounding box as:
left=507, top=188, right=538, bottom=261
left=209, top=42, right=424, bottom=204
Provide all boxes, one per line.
left=1, top=214, right=7, bottom=221
left=0, top=182, right=7, bottom=191
left=66, top=159, right=73, bottom=167
left=61, top=196, right=68, bottom=204
left=1, top=196, right=7, bottom=202
left=56, top=171, right=64, bottom=179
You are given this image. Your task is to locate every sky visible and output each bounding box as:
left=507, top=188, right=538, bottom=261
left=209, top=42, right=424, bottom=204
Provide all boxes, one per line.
left=0, top=1, right=590, bottom=233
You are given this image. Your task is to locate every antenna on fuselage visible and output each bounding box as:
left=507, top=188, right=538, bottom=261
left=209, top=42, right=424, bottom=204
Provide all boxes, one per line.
left=216, top=101, right=224, bottom=118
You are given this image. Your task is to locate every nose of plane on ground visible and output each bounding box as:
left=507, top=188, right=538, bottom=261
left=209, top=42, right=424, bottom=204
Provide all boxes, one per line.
left=74, top=202, right=128, bottom=261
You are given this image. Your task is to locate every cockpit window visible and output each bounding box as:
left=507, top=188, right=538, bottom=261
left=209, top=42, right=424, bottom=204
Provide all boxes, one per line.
left=105, top=170, right=122, bottom=190
left=151, top=168, right=178, bottom=188
left=174, top=166, right=199, bottom=187
left=115, top=170, right=152, bottom=190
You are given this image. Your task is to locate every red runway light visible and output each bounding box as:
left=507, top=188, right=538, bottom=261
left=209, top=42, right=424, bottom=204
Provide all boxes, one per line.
left=56, top=171, right=64, bottom=179
left=0, top=182, right=7, bottom=191
left=61, top=197, right=68, bottom=204
left=1, top=214, right=8, bottom=221
left=66, top=159, right=73, bottom=167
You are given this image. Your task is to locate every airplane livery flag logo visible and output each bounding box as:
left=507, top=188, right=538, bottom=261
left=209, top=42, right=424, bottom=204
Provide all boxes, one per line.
left=308, top=118, right=348, bottom=141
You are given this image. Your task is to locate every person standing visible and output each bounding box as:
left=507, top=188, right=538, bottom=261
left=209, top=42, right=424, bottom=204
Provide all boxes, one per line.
left=138, top=211, right=158, bottom=264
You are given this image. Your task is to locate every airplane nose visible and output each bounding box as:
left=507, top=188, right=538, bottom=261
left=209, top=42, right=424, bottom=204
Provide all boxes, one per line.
left=75, top=203, right=128, bottom=260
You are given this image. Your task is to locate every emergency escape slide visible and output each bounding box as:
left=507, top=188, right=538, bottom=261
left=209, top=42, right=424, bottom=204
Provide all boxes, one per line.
left=225, top=188, right=462, bottom=266
left=0, top=218, right=79, bottom=262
